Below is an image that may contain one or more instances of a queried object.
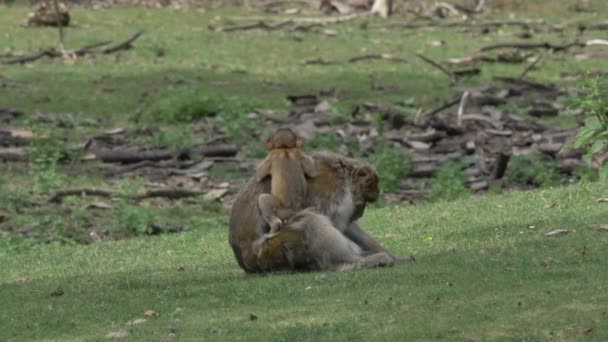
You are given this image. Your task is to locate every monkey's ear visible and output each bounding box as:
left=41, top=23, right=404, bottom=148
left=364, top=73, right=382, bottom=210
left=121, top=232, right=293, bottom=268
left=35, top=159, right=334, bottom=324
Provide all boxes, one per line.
left=356, top=166, right=373, bottom=180
left=256, top=159, right=272, bottom=182
left=301, top=155, right=318, bottom=178
left=295, top=137, right=303, bottom=148
left=266, top=137, right=274, bottom=150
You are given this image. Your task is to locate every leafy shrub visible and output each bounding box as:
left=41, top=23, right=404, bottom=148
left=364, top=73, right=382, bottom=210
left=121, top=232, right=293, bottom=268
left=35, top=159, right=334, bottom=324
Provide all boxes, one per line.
left=366, top=141, right=411, bottom=193
left=429, top=160, right=470, bottom=202
left=565, top=73, right=608, bottom=180
left=152, top=87, right=259, bottom=149
left=505, top=153, right=566, bottom=187
left=29, top=131, right=65, bottom=194
left=114, top=203, right=156, bottom=236
left=303, top=132, right=342, bottom=151
left=153, top=87, right=227, bottom=122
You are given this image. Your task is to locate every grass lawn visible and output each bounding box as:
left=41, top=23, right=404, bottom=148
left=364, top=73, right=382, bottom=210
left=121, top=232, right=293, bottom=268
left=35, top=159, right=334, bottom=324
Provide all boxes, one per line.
left=2, top=182, right=608, bottom=341
left=1, top=2, right=608, bottom=340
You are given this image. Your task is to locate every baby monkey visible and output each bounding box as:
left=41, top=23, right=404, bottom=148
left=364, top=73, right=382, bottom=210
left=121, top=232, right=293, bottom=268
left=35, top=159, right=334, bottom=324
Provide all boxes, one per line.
left=256, top=128, right=318, bottom=234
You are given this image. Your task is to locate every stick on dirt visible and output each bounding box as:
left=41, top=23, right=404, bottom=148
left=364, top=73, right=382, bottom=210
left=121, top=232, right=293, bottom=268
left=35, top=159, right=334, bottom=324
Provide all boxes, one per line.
left=480, top=40, right=584, bottom=52
left=52, top=0, right=65, bottom=51
left=519, top=55, right=543, bottom=79
left=456, top=91, right=470, bottom=126
left=416, top=53, right=455, bottom=84
left=48, top=188, right=115, bottom=203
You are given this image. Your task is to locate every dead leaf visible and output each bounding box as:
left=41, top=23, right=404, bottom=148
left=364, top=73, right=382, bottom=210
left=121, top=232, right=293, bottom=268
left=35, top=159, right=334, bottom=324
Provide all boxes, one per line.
left=127, top=318, right=147, bottom=326
left=144, top=309, right=159, bottom=317
left=545, top=229, right=569, bottom=237
left=589, top=224, right=608, bottom=231
left=596, top=198, right=608, bottom=203
left=106, top=330, right=129, bottom=339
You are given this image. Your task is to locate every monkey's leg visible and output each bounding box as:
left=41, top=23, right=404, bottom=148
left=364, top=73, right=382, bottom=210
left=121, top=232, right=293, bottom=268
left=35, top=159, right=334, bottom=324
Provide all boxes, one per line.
left=257, top=194, right=284, bottom=234
left=299, top=154, right=319, bottom=178
left=335, top=252, right=394, bottom=271
left=344, top=222, right=416, bottom=262
left=343, top=222, right=388, bottom=254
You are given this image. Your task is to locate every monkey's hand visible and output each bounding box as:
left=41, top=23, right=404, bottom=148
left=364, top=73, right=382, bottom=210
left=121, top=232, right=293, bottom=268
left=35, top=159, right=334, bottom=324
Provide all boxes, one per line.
left=268, top=217, right=284, bottom=234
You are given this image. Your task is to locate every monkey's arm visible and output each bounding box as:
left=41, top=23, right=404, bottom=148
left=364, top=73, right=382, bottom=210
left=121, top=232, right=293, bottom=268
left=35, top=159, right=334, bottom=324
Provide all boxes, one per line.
left=299, top=154, right=318, bottom=178
left=343, top=221, right=388, bottom=254
left=255, top=158, right=272, bottom=182
left=257, top=194, right=284, bottom=234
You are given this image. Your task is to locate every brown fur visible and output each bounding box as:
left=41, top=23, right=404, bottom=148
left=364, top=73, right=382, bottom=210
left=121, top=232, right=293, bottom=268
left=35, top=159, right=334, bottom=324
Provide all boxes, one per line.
left=256, top=129, right=317, bottom=234
left=229, top=151, right=413, bottom=273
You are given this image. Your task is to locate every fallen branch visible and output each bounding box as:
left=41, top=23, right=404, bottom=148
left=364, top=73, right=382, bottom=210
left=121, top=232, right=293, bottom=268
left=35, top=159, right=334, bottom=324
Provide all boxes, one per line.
left=480, top=40, right=584, bottom=52
left=215, top=20, right=293, bottom=32
left=0, top=147, right=27, bottom=161
left=493, top=76, right=556, bottom=92
left=364, top=18, right=545, bottom=30
left=102, top=31, right=144, bottom=54
left=1, top=49, right=57, bottom=65
left=48, top=188, right=115, bottom=203
left=131, top=189, right=206, bottom=201
left=94, top=148, right=187, bottom=164
left=216, top=13, right=368, bottom=32
left=0, top=32, right=144, bottom=65
left=200, top=144, right=239, bottom=157
left=348, top=54, right=409, bottom=64
left=519, top=55, right=543, bottom=79
left=416, top=54, right=455, bottom=84
left=47, top=187, right=208, bottom=203
left=420, top=96, right=461, bottom=119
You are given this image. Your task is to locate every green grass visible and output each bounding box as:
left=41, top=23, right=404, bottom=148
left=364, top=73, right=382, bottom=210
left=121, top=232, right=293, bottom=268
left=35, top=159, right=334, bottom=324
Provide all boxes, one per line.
left=1, top=4, right=608, bottom=339
left=1, top=182, right=607, bottom=341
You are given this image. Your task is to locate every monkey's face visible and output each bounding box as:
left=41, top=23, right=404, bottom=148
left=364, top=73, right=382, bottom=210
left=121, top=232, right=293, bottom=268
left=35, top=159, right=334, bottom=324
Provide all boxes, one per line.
left=351, top=166, right=380, bottom=220
left=353, top=166, right=380, bottom=203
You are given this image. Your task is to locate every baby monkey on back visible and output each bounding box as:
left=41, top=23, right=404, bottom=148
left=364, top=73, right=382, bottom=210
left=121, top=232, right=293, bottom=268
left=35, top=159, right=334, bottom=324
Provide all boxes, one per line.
left=256, top=128, right=318, bottom=234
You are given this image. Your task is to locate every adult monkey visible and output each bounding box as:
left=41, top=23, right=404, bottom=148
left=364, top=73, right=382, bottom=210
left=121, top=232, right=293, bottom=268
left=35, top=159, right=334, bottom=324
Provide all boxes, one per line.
left=229, top=151, right=414, bottom=273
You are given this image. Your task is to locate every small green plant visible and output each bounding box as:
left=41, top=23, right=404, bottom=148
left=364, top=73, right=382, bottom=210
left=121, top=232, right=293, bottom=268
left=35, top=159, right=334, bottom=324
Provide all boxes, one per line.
left=29, top=131, right=65, bottom=194
left=133, top=128, right=195, bottom=150
left=429, top=160, right=470, bottom=202
left=303, top=132, right=342, bottom=151
left=505, top=153, right=566, bottom=187
left=153, top=87, right=227, bottom=122
left=366, top=141, right=411, bottom=193
left=565, top=73, right=608, bottom=179
left=114, top=202, right=156, bottom=236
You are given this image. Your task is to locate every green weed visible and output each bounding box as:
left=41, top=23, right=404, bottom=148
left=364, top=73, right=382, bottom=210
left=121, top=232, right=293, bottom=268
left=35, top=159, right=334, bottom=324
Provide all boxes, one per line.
left=366, top=141, right=411, bottom=193
left=28, top=131, right=66, bottom=194
left=429, top=159, right=470, bottom=202
left=565, top=73, right=608, bottom=179
left=506, top=153, right=566, bottom=187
